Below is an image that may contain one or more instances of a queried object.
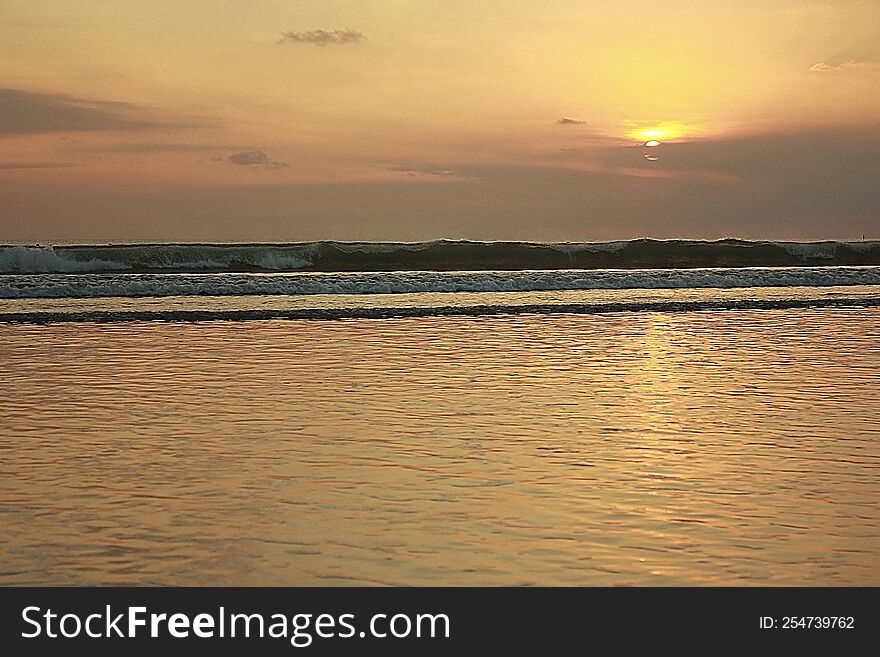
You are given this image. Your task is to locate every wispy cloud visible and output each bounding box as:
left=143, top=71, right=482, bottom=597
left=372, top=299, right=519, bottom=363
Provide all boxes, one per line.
left=278, top=29, right=365, bottom=46
left=0, top=161, right=74, bottom=170
left=809, top=47, right=880, bottom=73
left=558, top=117, right=586, bottom=125
left=0, top=88, right=201, bottom=136
left=228, top=150, right=289, bottom=169
left=809, top=59, right=880, bottom=72
left=87, top=142, right=240, bottom=154
left=390, top=164, right=457, bottom=177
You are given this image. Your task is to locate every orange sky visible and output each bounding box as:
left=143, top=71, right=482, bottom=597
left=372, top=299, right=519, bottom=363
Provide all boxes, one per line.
left=1, top=1, right=878, bottom=241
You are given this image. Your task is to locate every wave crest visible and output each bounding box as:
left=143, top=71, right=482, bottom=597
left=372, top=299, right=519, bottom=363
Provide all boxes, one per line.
left=1, top=239, right=878, bottom=274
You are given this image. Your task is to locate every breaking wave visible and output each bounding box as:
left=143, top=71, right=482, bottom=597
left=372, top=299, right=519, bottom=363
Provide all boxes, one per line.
left=2, top=239, right=879, bottom=274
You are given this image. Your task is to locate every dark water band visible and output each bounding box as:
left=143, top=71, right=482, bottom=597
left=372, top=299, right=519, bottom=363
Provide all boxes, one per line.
left=3, top=296, right=878, bottom=323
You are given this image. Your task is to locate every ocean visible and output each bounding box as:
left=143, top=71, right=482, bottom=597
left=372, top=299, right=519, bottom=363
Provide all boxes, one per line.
left=1, top=240, right=878, bottom=585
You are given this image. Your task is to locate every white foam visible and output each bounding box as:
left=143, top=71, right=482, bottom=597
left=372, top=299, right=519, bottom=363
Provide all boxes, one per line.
left=331, top=241, right=442, bottom=254
left=0, top=245, right=317, bottom=273
left=0, top=246, right=128, bottom=273
left=3, top=266, right=880, bottom=299
left=776, top=242, right=838, bottom=260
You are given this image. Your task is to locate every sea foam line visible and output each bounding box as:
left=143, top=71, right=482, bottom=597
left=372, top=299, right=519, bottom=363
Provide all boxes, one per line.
left=3, top=267, right=880, bottom=299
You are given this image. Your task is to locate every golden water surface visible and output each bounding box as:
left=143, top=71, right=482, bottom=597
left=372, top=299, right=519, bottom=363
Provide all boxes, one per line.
left=1, top=308, right=878, bottom=585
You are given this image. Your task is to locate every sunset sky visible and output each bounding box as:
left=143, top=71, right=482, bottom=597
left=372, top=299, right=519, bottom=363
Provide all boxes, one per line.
left=2, top=0, right=878, bottom=242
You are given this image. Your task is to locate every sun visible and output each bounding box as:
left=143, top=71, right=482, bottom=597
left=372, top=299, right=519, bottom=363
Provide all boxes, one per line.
left=628, top=126, right=679, bottom=141
left=624, top=121, right=698, bottom=143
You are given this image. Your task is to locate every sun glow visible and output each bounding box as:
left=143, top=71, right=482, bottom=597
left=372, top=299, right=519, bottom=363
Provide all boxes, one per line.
left=625, top=122, right=698, bottom=142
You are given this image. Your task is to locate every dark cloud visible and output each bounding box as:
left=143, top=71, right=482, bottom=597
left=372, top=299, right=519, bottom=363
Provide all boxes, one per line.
left=0, top=88, right=200, bottom=136
left=228, top=150, right=289, bottom=169
left=558, top=117, right=586, bottom=125
left=278, top=29, right=365, bottom=46
left=3, top=127, right=877, bottom=242
left=593, top=126, right=880, bottom=181
left=0, top=162, right=73, bottom=170
left=229, top=150, right=269, bottom=165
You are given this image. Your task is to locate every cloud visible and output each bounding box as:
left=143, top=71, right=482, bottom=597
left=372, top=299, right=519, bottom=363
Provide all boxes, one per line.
left=229, top=150, right=269, bottom=165
left=6, top=125, right=879, bottom=242
left=278, top=29, right=365, bottom=46
left=0, top=162, right=73, bottom=170
left=87, top=142, right=241, bottom=154
left=228, top=150, right=289, bottom=169
left=590, top=126, right=880, bottom=188
left=390, top=164, right=457, bottom=177
left=809, top=47, right=880, bottom=73
left=558, top=117, right=586, bottom=125
left=809, top=59, right=880, bottom=72
left=0, top=88, right=200, bottom=136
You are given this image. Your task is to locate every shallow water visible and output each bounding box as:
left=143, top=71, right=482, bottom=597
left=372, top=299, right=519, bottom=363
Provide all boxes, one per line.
left=1, top=308, right=879, bottom=585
